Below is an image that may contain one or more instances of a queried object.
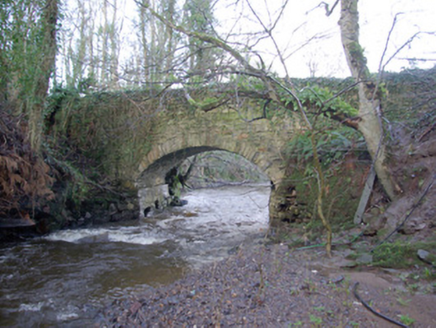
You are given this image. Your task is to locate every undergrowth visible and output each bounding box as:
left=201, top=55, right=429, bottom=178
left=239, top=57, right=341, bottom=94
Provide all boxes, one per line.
left=372, top=240, right=436, bottom=269
left=0, top=110, right=54, bottom=218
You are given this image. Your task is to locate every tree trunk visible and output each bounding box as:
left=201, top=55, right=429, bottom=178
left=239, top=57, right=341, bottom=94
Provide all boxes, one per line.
left=72, top=0, right=88, bottom=87
left=339, top=0, right=398, bottom=200
left=138, top=4, right=149, bottom=83
left=29, top=0, right=59, bottom=151
left=164, top=0, right=176, bottom=74
left=110, top=0, right=119, bottom=89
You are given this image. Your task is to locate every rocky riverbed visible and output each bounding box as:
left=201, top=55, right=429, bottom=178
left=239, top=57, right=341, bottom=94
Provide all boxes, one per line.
left=97, top=241, right=435, bottom=327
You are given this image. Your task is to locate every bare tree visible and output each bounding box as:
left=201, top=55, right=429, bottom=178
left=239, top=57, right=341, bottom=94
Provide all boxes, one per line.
left=99, top=0, right=121, bottom=88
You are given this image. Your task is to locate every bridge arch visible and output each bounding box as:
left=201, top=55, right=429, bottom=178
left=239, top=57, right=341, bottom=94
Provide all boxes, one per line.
left=134, top=107, right=296, bottom=221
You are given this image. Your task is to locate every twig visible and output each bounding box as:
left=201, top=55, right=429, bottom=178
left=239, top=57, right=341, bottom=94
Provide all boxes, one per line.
left=84, top=179, right=126, bottom=198
left=417, top=122, right=436, bottom=142
left=322, top=80, right=362, bottom=106
left=377, top=13, right=404, bottom=81
left=246, top=99, right=271, bottom=122
left=353, top=282, right=409, bottom=328
left=398, top=57, right=436, bottom=62
left=317, top=0, right=340, bottom=16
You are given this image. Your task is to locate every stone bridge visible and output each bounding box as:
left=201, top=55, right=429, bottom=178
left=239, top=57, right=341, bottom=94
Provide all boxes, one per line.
left=130, top=93, right=299, bottom=222
left=56, top=69, right=432, bottom=225
left=61, top=88, right=302, bottom=223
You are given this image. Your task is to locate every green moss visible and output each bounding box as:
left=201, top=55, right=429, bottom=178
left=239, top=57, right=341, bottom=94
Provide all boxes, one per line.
left=372, top=241, right=436, bottom=269
left=46, top=85, right=157, bottom=181
left=283, top=158, right=362, bottom=235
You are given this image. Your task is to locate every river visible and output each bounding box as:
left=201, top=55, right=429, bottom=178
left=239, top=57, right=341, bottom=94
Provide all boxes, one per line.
left=0, top=184, right=270, bottom=327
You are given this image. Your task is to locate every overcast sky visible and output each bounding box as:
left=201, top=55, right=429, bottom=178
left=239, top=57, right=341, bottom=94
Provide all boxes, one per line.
left=211, top=0, right=436, bottom=77
left=64, top=0, right=436, bottom=79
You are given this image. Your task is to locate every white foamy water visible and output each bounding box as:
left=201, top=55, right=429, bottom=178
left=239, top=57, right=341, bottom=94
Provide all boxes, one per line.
left=45, top=226, right=170, bottom=245
left=45, top=183, right=270, bottom=254
left=18, top=302, right=44, bottom=312
left=155, top=184, right=270, bottom=267
left=56, top=305, right=80, bottom=322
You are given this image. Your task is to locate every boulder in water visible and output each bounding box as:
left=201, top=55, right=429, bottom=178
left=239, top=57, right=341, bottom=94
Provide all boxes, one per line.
left=170, top=198, right=188, bottom=207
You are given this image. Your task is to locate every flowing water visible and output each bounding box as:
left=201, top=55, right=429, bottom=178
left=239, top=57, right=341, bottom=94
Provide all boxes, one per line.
left=0, top=184, right=270, bottom=327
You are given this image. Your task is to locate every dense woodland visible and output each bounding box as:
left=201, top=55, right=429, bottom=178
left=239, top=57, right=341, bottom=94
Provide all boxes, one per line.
left=0, top=0, right=435, bottom=255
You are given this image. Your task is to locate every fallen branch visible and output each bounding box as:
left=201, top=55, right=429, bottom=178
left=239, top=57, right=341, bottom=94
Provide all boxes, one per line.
left=84, top=179, right=126, bottom=198
left=372, top=175, right=435, bottom=250
left=417, top=122, right=436, bottom=142
left=353, top=282, right=409, bottom=328
left=353, top=166, right=376, bottom=224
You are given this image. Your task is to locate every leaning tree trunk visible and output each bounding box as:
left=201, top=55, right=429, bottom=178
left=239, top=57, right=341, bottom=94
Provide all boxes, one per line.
left=339, top=0, right=398, bottom=200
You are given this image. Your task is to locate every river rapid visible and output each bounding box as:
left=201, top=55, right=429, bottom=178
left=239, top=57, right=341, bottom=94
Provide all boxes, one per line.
left=0, top=184, right=270, bottom=327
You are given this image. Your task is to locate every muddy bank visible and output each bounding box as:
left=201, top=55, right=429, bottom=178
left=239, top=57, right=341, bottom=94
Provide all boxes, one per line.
left=97, top=242, right=435, bottom=327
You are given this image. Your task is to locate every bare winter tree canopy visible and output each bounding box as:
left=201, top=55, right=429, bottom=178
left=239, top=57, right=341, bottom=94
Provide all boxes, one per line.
left=52, top=0, right=435, bottom=89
